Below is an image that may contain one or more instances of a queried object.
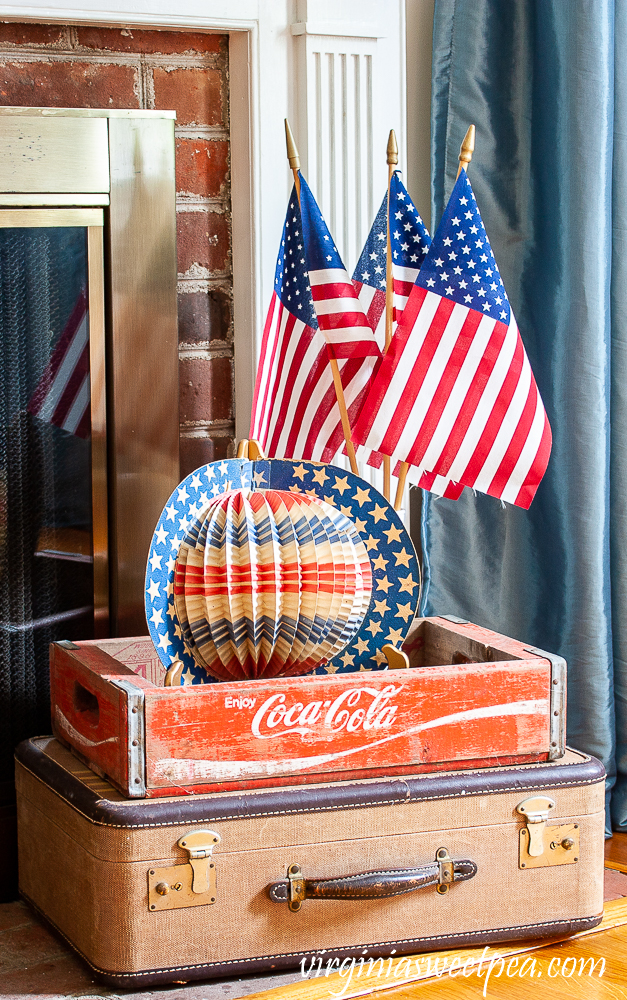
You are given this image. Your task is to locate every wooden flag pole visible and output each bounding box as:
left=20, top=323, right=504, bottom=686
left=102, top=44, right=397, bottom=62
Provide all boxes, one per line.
left=284, top=119, right=359, bottom=475
left=382, top=129, right=398, bottom=501
left=393, top=123, right=476, bottom=511
left=384, top=130, right=398, bottom=347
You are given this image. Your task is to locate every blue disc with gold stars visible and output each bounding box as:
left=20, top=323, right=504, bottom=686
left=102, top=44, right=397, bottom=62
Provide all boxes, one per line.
left=145, top=459, right=419, bottom=683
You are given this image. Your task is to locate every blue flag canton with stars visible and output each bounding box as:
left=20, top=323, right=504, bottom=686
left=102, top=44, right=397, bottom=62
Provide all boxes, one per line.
left=274, top=184, right=317, bottom=329
left=416, top=170, right=511, bottom=325
left=352, top=172, right=431, bottom=290
left=298, top=172, right=347, bottom=272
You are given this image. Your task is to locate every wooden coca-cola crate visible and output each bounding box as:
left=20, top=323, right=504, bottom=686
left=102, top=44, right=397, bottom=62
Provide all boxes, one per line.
left=49, top=616, right=566, bottom=798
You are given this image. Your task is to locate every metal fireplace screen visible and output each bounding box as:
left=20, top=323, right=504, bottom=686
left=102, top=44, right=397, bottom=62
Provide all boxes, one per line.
left=0, top=226, right=94, bottom=780
left=0, top=110, right=179, bottom=795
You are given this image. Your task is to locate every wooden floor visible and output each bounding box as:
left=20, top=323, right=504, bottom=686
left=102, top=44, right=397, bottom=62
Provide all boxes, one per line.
left=1, top=837, right=627, bottom=999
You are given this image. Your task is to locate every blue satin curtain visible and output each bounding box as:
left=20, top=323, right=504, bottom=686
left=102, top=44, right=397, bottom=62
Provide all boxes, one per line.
left=423, top=0, right=627, bottom=828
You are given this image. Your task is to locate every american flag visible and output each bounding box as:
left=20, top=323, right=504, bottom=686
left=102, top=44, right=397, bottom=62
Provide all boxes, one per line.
left=352, top=172, right=430, bottom=349
left=250, top=173, right=380, bottom=463
left=28, top=287, right=90, bottom=439
left=352, top=169, right=551, bottom=509
left=351, top=171, right=461, bottom=497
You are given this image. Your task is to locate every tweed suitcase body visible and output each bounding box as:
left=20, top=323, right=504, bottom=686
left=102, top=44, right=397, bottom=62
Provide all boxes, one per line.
left=16, top=736, right=605, bottom=988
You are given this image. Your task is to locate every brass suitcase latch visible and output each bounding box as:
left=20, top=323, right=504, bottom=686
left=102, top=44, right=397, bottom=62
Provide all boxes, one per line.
left=436, top=847, right=454, bottom=894
left=147, top=829, right=221, bottom=911
left=517, top=796, right=579, bottom=868
left=287, top=863, right=306, bottom=912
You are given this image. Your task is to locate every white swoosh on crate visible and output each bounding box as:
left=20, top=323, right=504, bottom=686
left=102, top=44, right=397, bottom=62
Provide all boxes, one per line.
left=152, top=698, right=549, bottom=782
left=55, top=705, right=119, bottom=749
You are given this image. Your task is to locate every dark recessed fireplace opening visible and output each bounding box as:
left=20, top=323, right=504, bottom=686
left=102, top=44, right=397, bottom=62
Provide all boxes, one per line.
left=0, top=21, right=235, bottom=902
left=0, top=225, right=94, bottom=753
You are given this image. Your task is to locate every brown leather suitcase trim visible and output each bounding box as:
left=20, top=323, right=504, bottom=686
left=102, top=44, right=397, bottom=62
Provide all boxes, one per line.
left=14, top=739, right=606, bottom=830
left=22, top=890, right=603, bottom=989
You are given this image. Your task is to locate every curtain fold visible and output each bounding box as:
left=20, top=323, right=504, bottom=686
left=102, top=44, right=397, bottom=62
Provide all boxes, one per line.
left=424, top=0, right=625, bottom=827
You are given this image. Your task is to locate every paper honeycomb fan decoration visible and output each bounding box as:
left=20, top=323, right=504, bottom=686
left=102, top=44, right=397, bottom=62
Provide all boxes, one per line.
left=146, top=455, right=420, bottom=683
left=173, top=489, right=372, bottom=681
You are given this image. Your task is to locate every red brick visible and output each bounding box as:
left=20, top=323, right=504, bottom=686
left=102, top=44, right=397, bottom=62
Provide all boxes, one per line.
left=180, top=435, right=232, bottom=478
left=0, top=922, right=67, bottom=972
left=604, top=868, right=627, bottom=902
left=177, top=211, right=230, bottom=275
left=0, top=901, right=31, bottom=933
left=153, top=66, right=223, bottom=126
left=0, top=60, right=139, bottom=109
left=0, top=23, right=66, bottom=46
left=0, top=954, right=97, bottom=994
left=179, top=356, right=232, bottom=424
left=176, top=138, right=228, bottom=197
left=178, top=289, right=231, bottom=344
left=76, top=27, right=224, bottom=54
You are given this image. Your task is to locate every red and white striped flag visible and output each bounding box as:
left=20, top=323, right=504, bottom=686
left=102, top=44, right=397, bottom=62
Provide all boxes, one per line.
left=351, top=171, right=462, bottom=497
left=352, top=171, right=431, bottom=348
left=28, top=287, right=90, bottom=439
left=352, top=170, right=551, bottom=509
left=251, top=173, right=380, bottom=463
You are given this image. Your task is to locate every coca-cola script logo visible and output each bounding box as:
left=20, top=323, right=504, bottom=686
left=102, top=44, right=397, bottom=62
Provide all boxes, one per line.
left=251, top=685, right=402, bottom=740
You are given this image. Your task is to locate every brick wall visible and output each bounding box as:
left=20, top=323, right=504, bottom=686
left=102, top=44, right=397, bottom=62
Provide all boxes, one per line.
left=0, top=23, right=234, bottom=476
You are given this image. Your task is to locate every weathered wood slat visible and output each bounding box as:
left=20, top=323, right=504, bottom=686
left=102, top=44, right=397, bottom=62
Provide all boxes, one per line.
left=49, top=618, right=564, bottom=797
left=143, top=659, right=551, bottom=790
left=50, top=643, right=130, bottom=787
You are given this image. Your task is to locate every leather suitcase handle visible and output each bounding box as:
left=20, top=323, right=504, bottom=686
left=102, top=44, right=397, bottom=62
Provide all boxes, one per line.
left=269, top=854, right=477, bottom=906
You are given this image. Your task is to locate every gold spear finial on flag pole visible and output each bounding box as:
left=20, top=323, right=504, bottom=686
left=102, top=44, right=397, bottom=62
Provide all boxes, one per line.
left=386, top=129, right=399, bottom=166
left=284, top=119, right=359, bottom=475
left=285, top=118, right=301, bottom=200
left=456, top=124, right=475, bottom=179
left=393, top=124, right=477, bottom=512
left=382, top=129, right=399, bottom=501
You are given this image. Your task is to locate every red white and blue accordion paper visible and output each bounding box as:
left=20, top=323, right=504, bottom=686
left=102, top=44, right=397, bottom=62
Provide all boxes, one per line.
left=145, top=458, right=419, bottom=683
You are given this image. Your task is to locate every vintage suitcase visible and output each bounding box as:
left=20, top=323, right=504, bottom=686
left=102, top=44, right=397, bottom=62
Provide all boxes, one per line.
left=49, top=616, right=566, bottom=797
left=16, top=736, right=604, bottom=989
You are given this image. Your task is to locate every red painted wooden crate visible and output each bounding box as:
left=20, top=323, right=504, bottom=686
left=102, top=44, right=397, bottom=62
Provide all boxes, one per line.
left=49, top=616, right=566, bottom=798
